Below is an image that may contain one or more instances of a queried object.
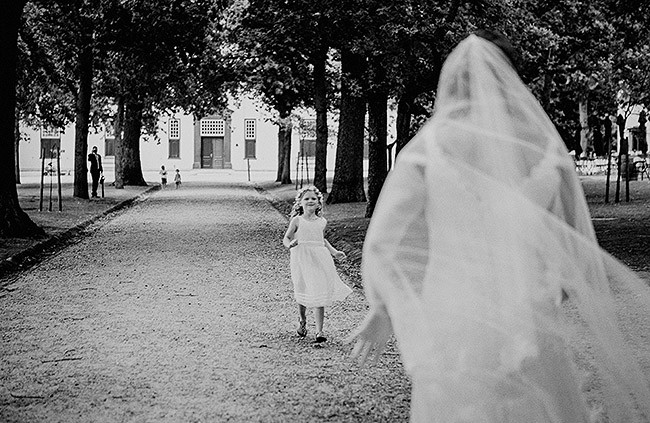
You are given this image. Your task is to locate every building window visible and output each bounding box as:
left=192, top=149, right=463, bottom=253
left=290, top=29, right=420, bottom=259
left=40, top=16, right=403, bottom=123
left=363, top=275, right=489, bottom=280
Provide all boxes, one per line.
left=104, top=121, right=115, bottom=156
left=169, top=118, right=180, bottom=139
left=169, top=118, right=180, bottom=158
left=169, top=139, right=180, bottom=159
left=244, top=118, right=256, bottom=159
left=105, top=138, right=115, bottom=157
left=200, top=119, right=225, bottom=136
left=40, top=126, right=60, bottom=159
left=245, top=140, right=256, bottom=159
left=244, top=119, right=256, bottom=140
left=41, top=126, right=60, bottom=139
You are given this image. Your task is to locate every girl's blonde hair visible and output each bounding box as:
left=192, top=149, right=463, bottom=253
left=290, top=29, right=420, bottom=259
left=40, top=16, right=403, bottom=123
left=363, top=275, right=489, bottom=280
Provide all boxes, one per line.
left=290, top=186, right=323, bottom=217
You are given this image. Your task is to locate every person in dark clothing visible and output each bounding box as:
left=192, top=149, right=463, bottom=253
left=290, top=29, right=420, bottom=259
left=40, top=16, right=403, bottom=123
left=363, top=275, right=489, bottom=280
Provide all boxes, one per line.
left=88, top=145, right=103, bottom=198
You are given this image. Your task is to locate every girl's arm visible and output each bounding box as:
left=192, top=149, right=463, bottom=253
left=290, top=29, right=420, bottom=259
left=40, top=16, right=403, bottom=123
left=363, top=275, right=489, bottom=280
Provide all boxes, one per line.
left=283, top=217, right=299, bottom=248
left=322, top=218, right=346, bottom=259
left=324, top=239, right=346, bottom=260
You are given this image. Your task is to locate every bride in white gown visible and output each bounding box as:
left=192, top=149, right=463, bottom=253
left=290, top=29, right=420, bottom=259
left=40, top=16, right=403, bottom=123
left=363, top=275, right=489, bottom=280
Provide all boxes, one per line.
left=350, top=32, right=650, bottom=422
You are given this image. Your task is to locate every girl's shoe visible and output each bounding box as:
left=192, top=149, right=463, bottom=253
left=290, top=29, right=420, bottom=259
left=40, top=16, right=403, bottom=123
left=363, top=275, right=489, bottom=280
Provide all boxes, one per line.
left=315, top=332, right=327, bottom=343
left=297, top=320, right=307, bottom=337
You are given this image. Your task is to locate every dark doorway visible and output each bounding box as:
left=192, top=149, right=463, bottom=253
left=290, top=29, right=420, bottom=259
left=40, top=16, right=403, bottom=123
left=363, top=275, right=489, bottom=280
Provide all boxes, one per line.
left=201, top=138, right=213, bottom=168
left=214, top=137, right=224, bottom=168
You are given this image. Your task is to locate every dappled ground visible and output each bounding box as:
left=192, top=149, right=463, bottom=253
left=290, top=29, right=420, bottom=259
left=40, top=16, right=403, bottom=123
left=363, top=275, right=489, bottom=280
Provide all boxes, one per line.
left=0, top=183, right=155, bottom=281
left=583, top=176, right=650, bottom=271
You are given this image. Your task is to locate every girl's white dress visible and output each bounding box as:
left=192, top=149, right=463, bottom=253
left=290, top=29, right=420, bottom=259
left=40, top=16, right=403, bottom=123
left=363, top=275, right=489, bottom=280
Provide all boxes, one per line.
left=290, top=216, right=352, bottom=307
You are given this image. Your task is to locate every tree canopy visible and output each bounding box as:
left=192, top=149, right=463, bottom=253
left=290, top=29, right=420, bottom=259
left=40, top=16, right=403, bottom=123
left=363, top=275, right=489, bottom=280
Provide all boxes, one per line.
left=3, top=0, right=650, bottom=237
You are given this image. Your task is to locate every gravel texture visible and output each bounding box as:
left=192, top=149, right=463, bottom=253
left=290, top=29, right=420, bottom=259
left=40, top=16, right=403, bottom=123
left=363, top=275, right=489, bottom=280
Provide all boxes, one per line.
left=1, top=184, right=156, bottom=280
left=0, top=182, right=410, bottom=422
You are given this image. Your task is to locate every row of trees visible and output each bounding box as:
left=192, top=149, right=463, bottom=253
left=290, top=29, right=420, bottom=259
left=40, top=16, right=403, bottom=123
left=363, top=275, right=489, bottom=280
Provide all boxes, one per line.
left=2, top=0, right=649, bottom=238
left=229, top=0, right=650, bottom=214
left=3, top=0, right=232, bottom=237
left=16, top=0, right=230, bottom=192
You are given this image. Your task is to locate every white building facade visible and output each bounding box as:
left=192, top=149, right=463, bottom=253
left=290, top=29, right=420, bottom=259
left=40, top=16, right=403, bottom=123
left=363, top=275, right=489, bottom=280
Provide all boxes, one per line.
left=18, top=95, right=340, bottom=182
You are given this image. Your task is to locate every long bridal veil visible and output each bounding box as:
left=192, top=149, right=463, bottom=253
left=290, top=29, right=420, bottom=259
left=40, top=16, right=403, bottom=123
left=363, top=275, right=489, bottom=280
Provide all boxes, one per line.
left=360, top=34, right=650, bottom=421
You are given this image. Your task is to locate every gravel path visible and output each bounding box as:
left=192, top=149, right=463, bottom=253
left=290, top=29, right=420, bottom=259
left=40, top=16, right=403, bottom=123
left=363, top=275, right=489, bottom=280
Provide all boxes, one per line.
left=0, top=182, right=410, bottom=422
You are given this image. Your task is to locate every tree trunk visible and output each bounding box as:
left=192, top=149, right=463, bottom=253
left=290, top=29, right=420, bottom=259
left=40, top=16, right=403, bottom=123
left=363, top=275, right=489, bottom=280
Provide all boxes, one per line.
left=618, top=114, right=627, bottom=152
left=118, top=98, right=147, bottom=186
left=365, top=88, right=388, bottom=218
left=15, top=118, right=21, bottom=184
left=540, top=71, right=553, bottom=111
left=327, top=49, right=367, bottom=204
left=0, top=0, right=43, bottom=238
left=73, top=42, right=93, bottom=199
left=395, top=92, right=415, bottom=155
left=639, top=110, right=647, bottom=154
left=615, top=114, right=626, bottom=203
left=278, top=109, right=292, bottom=185
left=113, top=96, right=125, bottom=188
left=604, top=116, right=612, bottom=203
left=276, top=128, right=283, bottom=183
left=592, top=123, right=604, bottom=157
left=313, top=45, right=328, bottom=194
left=539, top=47, right=554, bottom=111
left=578, top=97, right=588, bottom=157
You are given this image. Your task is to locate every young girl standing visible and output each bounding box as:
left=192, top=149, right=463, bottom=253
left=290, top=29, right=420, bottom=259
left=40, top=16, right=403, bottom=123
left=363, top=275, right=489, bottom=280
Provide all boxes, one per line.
left=283, top=186, right=352, bottom=342
left=159, top=165, right=168, bottom=189
left=174, top=169, right=182, bottom=188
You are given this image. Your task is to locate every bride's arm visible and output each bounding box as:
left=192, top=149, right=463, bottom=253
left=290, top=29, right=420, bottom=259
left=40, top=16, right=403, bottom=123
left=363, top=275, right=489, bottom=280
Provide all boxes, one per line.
left=349, top=146, right=429, bottom=365
left=348, top=304, right=394, bottom=365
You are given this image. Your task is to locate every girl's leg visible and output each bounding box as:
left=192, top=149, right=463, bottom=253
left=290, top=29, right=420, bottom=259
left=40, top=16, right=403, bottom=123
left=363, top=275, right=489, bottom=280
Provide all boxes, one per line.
left=298, top=304, right=307, bottom=323
left=315, top=307, right=325, bottom=334
left=297, top=304, right=307, bottom=337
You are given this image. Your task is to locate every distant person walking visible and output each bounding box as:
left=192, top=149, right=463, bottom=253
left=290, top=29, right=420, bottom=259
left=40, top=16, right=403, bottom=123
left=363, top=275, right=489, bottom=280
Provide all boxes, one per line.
left=283, top=186, right=352, bottom=343
left=87, top=146, right=103, bottom=198
left=174, top=169, right=181, bottom=189
left=159, top=165, right=168, bottom=189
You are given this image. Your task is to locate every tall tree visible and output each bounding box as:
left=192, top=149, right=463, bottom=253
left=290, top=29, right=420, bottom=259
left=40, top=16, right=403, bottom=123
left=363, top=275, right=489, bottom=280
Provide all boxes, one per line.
left=327, top=48, right=367, bottom=203
left=73, top=36, right=94, bottom=197
left=606, top=0, right=650, bottom=142
left=99, top=0, right=224, bottom=187
left=119, top=97, right=147, bottom=186
left=299, top=5, right=339, bottom=194
left=21, top=1, right=108, bottom=199
left=233, top=0, right=314, bottom=184
left=389, top=1, right=463, bottom=154
left=326, top=0, right=505, bottom=205
left=112, top=96, right=126, bottom=188
left=17, top=3, right=76, bottom=183
left=0, top=0, right=44, bottom=237
left=360, top=2, right=408, bottom=215
left=513, top=0, right=624, bottom=151
left=312, top=44, right=330, bottom=193
left=366, top=75, right=388, bottom=217
left=298, top=3, right=340, bottom=194
left=324, top=1, right=371, bottom=204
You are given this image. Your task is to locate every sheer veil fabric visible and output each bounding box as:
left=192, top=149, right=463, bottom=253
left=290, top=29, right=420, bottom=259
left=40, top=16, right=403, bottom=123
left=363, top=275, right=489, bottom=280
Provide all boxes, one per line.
left=358, top=35, right=650, bottom=422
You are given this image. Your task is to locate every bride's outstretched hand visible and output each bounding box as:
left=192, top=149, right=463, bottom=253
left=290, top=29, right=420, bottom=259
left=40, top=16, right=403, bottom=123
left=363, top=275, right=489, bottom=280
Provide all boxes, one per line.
left=347, top=307, right=393, bottom=366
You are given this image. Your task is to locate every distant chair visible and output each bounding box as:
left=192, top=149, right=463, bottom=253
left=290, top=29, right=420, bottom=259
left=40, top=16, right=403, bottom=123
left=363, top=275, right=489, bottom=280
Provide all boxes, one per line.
left=633, top=156, right=649, bottom=181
